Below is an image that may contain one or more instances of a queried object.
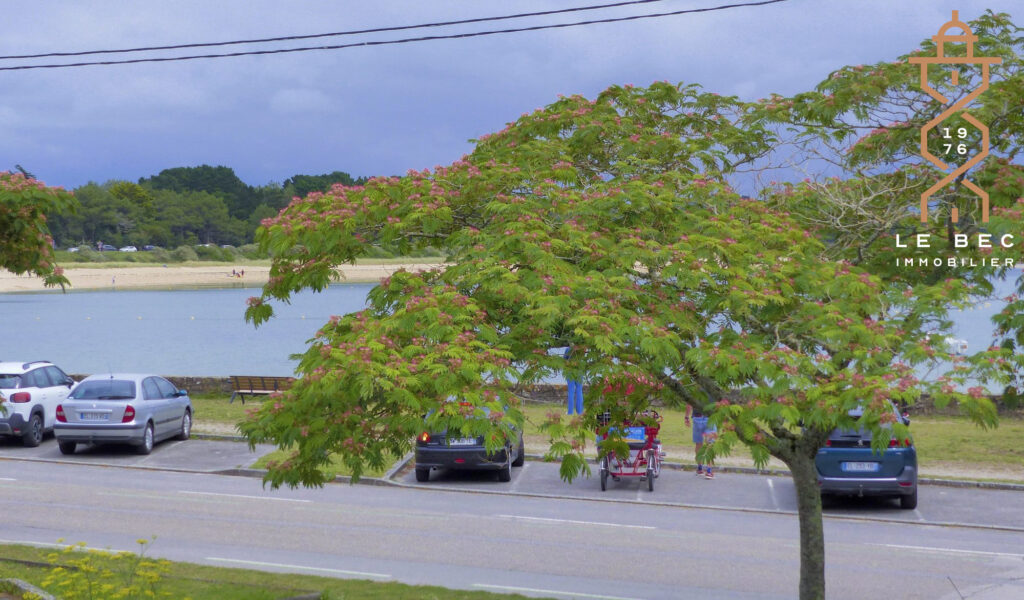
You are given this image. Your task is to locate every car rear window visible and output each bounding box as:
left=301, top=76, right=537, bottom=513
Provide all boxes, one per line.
left=69, top=380, right=136, bottom=400
left=0, top=374, right=21, bottom=389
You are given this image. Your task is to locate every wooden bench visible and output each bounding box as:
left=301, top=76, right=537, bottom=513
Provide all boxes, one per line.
left=229, top=375, right=295, bottom=404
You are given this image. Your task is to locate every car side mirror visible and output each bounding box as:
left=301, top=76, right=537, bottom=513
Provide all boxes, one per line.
left=64, top=378, right=75, bottom=388
left=174, top=389, right=188, bottom=397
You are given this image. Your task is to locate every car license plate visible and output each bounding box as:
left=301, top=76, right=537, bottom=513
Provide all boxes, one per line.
left=841, top=461, right=880, bottom=473
left=80, top=412, right=109, bottom=421
left=449, top=438, right=477, bottom=446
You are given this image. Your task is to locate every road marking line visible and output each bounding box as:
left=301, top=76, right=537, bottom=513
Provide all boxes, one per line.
left=473, top=584, right=644, bottom=600
left=0, top=477, right=16, bottom=481
left=877, top=544, right=1024, bottom=559
left=206, top=557, right=389, bottom=578
left=509, top=462, right=530, bottom=493
left=766, top=478, right=780, bottom=511
left=498, top=515, right=655, bottom=530
left=179, top=490, right=310, bottom=503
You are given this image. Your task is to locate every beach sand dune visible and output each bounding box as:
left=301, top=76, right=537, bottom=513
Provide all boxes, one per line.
left=0, top=263, right=445, bottom=293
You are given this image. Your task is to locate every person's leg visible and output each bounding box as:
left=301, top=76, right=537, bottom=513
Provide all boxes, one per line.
left=692, top=417, right=707, bottom=474
left=704, top=426, right=718, bottom=479
left=567, top=380, right=582, bottom=415
left=572, top=381, right=583, bottom=414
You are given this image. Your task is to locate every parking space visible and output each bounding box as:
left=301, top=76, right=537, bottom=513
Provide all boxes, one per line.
left=399, top=460, right=1024, bottom=530
left=0, top=435, right=275, bottom=472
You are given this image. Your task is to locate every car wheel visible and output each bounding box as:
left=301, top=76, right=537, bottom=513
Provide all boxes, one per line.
left=899, top=488, right=918, bottom=510
left=512, top=437, right=525, bottom=467
left=415, top=467, right=430, bottom=482
left=647, top=467, right=655, bottom=492
left=497, top=451, right=513, bottom=482
left=176, top=411, right=192, bottom=441
left=58, top=441, right=77, bottom=455
left=22, top=414, right=43, bottom=447
left=600, top=457, right=608, bottom=491
left=136, top=423, right=154, bottom=455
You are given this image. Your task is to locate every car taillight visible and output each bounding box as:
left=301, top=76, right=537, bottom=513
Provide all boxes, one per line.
left=824, top=439, right=832, bottom=447
left=122, top=405, right=135, bottom=423
left=418, top=432, right=431, bottom=444
left=889, top=438, right=911, bottom=447
left=10, top=392, right=31, bottom=403
left=56, top=405, right=66, bottom=422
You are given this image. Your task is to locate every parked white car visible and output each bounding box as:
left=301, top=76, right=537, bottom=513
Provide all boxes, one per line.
left=119, top=246, right=138, bottom=252
left=0, top=361, right=75, bottom=446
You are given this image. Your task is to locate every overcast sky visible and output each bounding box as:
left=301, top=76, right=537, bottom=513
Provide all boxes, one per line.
left=1, top=1, right=1019, bottom=191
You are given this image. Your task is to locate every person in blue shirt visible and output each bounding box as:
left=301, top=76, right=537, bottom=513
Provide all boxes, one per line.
left=685, top=403, right=717, bottom=479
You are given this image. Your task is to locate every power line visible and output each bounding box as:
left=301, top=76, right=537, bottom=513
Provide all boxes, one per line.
left=0, top=0, right=788, bottom=72
left=1, top=0, right=674, bottom=60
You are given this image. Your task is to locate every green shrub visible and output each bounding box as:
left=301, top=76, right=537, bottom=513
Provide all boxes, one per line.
left=150, top=248, right=171, bottom=262
left=237, top=244, right=263, bottom=259
left=170, top=246, right=198, bottom=262
left=32, top=539, right=174, bottom=600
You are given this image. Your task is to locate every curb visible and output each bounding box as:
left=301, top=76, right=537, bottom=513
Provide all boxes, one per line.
left=192, top=432, right=247, bottom=442
left=1, top=578, right=56, bottom=600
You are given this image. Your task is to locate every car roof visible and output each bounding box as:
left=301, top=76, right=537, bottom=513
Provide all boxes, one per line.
left=0, top=360, right=54, bottom=373
left=77, top=373, right=162, bottom=383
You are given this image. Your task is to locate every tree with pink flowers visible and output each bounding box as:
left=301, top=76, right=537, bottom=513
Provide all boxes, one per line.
left=0, top=171, right=75, bottom=289
left=237, top=66, right=1024, bottom=596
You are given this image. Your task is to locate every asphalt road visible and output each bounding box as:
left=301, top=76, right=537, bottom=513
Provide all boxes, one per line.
left=1, top=438, right=1023, bottom=600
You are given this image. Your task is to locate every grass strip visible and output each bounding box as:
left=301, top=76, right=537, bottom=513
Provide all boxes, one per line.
left=0, top=544, right=536, bottom=600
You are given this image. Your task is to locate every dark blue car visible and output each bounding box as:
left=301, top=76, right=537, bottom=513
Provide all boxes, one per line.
left=815, top=404, right=918, bottom=509
left=414, top=405, right=524, bottom=483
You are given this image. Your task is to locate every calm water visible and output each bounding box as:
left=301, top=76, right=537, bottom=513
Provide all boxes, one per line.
left=0, top=284, right=373, bottom=376
left=0, top=278, right=1017, bottom=381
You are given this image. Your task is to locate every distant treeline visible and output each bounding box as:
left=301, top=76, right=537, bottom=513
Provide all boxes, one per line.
left=48, top=165, right=367, bottom=250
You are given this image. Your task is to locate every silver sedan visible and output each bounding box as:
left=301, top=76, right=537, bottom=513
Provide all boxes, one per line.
left=54, top=373, right=193, bottom=455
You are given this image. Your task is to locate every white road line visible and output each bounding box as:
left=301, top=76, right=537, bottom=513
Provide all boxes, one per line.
left=0, top=477, right=16, bottom=481
left=509, top=462, right=530, bottom=493
left=206, top=557, right=389, bottom=579
left=498, top=515, right=655, bottom=530
left=876, top=544, right=1024, bottom=559
left=474, top=584, right=644, bottom=600
left=766, top=478, right=780, bottom=510
left=178, top=490, right=310, bottom=503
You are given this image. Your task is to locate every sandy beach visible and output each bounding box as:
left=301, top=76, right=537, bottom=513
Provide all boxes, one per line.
left=0, top=262, right=448, bottom=293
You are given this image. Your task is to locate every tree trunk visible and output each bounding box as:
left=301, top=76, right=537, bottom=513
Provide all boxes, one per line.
left=787, top=451, right=826, bottom=600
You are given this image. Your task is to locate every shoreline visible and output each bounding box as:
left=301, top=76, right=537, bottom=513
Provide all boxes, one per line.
left=0, top=263, right=447, bottom=294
